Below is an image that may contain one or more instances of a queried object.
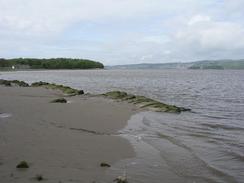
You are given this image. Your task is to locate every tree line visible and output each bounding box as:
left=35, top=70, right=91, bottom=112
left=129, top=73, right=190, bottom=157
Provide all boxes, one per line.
left=0, top=58, right=104, bottom=69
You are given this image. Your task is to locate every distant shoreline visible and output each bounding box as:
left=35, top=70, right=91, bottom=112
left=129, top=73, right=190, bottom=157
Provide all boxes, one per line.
left=0, top=68, right=104, bottom=72
left=0, top=58, right=104, bottom=70
left=106, top=59, right=244, bottom=70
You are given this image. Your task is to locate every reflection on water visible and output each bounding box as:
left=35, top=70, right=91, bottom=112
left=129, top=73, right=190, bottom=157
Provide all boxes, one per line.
left=1, top=69, right=244, bottom=182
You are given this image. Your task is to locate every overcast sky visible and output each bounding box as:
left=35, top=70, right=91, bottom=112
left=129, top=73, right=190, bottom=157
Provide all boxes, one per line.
left=1, top=0, right=244, bottom=65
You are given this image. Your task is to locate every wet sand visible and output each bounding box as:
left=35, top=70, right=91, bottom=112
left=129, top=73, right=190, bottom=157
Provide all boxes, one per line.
left=0, top=86, right=137, bottom=183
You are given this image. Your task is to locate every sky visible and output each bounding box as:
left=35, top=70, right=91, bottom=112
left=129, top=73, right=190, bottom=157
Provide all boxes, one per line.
left=0, top=0, right=244, bottom=65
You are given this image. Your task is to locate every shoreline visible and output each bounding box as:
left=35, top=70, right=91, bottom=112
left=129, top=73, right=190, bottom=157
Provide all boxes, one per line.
left=0, top=85, right=137, bottom=182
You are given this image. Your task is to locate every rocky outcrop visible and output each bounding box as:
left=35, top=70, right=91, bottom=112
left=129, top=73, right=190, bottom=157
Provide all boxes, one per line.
left=103, top=91, right=190, bottom=113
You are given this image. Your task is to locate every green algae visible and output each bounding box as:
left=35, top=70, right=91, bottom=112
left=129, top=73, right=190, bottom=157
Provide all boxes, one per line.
left=0, top=79, right=84, bottom=96
left=103, top=91, right=190, bottom=113
left=31, top=81, right=84, bottom=96
left=0, top=79, right=29, bottom=87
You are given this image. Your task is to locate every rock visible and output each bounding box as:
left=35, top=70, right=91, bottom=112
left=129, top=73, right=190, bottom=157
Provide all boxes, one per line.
left=114, top=176, right=128, bottom=183
left=77, top=90, right=84, bottom=95
left=104, top=91, right=128, bottom=99
left=0, top=79, right=11, bottom=86
left=11, top=80, right=29, bottom=87
left=50, top=98, right=67, bottom=103
left=100, top=162, right=111, bottom=167
left=32, top=81, right=84, bottom=96
left=0, top=79, right=29, bottom=87
left=104, top=90, right=191, bottom=113
left=35, top=174, right=44, bottom=181
left=31, top=81, right=49, bottom=87
left=16, top=161, right=29, bottom=169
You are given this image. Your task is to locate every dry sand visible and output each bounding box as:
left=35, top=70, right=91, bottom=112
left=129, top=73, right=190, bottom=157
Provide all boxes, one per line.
left=0, top=86, right=137, bottom=183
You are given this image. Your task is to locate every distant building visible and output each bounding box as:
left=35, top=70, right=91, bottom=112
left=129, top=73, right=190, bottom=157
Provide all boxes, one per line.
left=11, top=65, right=30, bottom=70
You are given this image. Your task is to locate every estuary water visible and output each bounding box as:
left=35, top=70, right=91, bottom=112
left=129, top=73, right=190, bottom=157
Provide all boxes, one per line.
left=1, top=69, right=244, bottom=183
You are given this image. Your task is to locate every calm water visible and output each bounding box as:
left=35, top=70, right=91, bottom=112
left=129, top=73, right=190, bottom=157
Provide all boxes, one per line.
left=1, top=69, right=244, bottom=183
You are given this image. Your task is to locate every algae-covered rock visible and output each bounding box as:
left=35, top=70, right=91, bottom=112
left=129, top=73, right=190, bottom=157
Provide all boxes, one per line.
left=16, top=161, right=29, bottom=169
left=0, top=80, right=83, bottom=95
left=77, top=90, right=84, bottom=95
left=104, top=91, right=190, bottom=113
left=0, top=79, right=11, bottom=86
left=0, top=79, right=29, bottom=87
left=50, top=98, right=67, bottom=103
left=11, top=80, right=29, bottom=87
left=31, top=81, right=49, bottom=87
left=31, top=81, right=84, bottom=96
left=114, top=176, right=128, bottom=183
left=100, top=162, right=111, bottom=167
left=104, top=91, right=128, bottom=99
left=35, top=174, right=44, bottom=181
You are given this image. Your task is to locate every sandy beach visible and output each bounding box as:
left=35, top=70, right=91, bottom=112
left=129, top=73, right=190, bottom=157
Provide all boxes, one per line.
left=0, top=85, right=137, bottom=183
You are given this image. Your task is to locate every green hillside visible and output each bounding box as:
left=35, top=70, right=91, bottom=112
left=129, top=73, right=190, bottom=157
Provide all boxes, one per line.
left=188, top=59, right=244, bottom=70
left=106, top=63, right=189, bottom=69
left=107, top=59, right=244, bottom=70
